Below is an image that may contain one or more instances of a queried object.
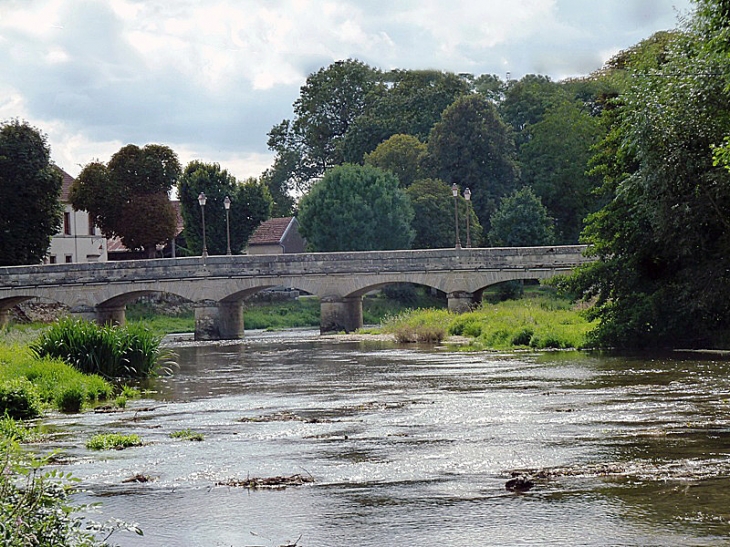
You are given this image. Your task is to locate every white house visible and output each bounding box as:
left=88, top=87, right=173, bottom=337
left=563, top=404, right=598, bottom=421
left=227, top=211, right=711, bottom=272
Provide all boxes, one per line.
left=45, top=168, right=108, bottom=264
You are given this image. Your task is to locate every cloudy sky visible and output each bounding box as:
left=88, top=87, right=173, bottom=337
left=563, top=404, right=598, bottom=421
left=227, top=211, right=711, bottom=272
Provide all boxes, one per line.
left=1, top=0, right=693, bottom=180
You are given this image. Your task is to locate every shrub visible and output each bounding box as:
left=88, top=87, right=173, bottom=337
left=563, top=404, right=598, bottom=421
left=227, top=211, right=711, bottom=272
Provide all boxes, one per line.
left=31, top=318, right=175, bottom=378
left=55, top=383, right=86, bottom=413
left=0, top=379, right=42, bottom=419
left=170, top=429, right=204, bottom=441
left=86, top=433, right=143, bottom=451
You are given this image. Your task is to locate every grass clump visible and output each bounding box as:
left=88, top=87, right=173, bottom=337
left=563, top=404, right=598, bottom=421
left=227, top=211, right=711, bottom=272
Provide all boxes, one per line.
left=31, top=318, right=175, bottom=379
left=170, top=429, right=204, bottom=441
left=383, top=288, right=596, bottom=350
left=0, top=343, right=113, bottom=414
left=86, top=432, right=143, bottom=451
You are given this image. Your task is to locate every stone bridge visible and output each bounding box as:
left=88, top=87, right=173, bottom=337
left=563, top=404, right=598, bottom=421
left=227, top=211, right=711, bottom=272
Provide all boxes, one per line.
left=0, top=246, right=589, bottom=339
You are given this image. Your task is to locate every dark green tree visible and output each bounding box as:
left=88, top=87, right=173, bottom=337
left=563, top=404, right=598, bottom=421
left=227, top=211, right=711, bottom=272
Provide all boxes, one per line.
left=266, top=59, right=381, bottom=192
left=0, top=120, right=63, bottom=266
left=519, top=98, right=604, bottom=243
left=427, top=95, right=520, bottom=233
left=178, top=161, right=272, bottom=255
left=567, top=2, right=730, bottom=348
left=297, top=164, right=414, bottom=251
left=70, top=144, right=180, bottom=258
left=488, top=187, right=554, bottom=247
left=342, top=70, right=471, bottom=162
left=364, top=134, right=427, bottom=187
left=406, top=178, right=481, bottom=249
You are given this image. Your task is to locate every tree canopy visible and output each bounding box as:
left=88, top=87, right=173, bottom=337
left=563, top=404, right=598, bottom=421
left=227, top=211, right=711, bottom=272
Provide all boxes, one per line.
left=297, top=164, right=414, bottom=252
left=178, top=161, right=272, bottom=256
left=364, top=134, right=427, bottom=187
left=70, top=144, right=180, bottom=257
left=488, top=187, right=554, bottom=247
left=0, top=120, right=63, bottom=266
left=566, top=1, right=730, bottom=348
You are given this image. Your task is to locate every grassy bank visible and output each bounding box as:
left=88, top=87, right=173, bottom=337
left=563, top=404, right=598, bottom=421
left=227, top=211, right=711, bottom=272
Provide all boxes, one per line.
left=382, top=288, right=596, bottom=350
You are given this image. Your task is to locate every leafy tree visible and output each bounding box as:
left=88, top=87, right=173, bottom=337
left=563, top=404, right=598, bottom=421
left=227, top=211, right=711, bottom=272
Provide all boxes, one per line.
left=567, top=2, right=730, bottom=348
left=499, top=75, right=566, bottom=147
left=364, top=134, right=427, bottom=187
left=266, top=59, right=381, bottom=192
left=342, top=70, right=471, bottom=162
left=427, top=95, right=520, bottom=233
left=519, top=98, right=604, bottom=243
left=474, top=74, right=506, bottom=103
left=70, top=144, right=180, bottom=258
left=178, top=161, right=272, bottom=255
left=297, top=164, right=414, bottom=251
left=488, top=187, right=554, bottom=247
left=0, top=120, right=63, bottom=266
left=405, top=178, right=482, bottom=249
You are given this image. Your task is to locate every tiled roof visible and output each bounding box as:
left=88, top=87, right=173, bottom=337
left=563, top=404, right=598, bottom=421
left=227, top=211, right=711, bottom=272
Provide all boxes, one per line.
left=57, top=167, right=75, bottom=203
left=248, top=217, right=294, bottom=246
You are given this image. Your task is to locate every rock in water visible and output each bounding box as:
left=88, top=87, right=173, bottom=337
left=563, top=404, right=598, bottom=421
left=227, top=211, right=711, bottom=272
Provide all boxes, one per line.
left=505, top=476, right=534, bottom=492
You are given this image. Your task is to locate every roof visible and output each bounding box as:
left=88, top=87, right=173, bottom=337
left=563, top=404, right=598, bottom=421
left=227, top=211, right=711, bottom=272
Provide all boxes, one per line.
left=57, top=167, right=75, bottom=203
left=248, top=217, right=295, bottom=246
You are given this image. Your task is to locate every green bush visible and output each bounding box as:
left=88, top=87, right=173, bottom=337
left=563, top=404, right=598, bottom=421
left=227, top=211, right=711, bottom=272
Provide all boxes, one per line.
left=31, top=318, right=175, bottom=379
left=55, top=383, right=86, bottom=413
left=0, top=379, right=41, bottom=419
left=86, top=433, right=143, bottom=451
left=170, top=429, right=204, bottom=441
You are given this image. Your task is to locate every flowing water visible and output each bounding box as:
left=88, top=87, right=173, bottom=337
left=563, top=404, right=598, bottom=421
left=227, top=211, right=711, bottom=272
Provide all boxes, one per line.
left=40, top=330, right=730, bottom=546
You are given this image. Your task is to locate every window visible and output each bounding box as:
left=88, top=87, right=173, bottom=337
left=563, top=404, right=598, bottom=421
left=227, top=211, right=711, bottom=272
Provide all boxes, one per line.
left=63, top=212, right=71, bottom=235
left=65, top=254, right=73, bottom=263
left=88, top=216, right=96, bottom=236
left=49, top=255, right=57, bottom=264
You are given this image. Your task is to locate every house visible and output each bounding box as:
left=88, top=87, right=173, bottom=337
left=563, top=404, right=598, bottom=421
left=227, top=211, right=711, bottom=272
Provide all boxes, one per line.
left=46, top=168, right=108, bottom=264
left=247, top=217, right=306, bottom=255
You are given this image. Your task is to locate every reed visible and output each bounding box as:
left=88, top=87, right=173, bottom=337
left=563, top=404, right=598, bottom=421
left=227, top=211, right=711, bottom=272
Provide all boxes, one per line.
left=30, top=318, right=175, bottom=379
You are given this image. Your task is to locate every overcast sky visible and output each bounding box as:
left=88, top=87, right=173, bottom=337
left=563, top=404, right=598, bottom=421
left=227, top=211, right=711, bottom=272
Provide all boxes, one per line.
left=1, top=0, right=693, bottom=180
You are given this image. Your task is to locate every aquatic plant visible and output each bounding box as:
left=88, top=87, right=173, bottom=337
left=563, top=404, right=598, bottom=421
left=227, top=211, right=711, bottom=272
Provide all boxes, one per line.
left=30, top=318, right=176, bottom=379
left=86, top=433, right=143, bottom=451
left=169, top=429, right=204, bottom=441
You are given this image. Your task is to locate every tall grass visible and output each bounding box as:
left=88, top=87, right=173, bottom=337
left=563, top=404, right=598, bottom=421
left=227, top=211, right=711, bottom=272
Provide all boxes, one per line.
left=0, top=344, right=113, bottom=415
left=383, top=290, right=596, bottom=350
left=30, top=318, right=175, bottom=379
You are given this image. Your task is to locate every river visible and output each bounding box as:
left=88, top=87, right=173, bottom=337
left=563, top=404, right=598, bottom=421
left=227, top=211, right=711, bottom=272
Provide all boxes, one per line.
left=41, top=330, right=730, bottom=546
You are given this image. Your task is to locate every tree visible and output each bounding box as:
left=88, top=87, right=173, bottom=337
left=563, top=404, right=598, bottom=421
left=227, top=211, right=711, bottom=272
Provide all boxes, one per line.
left=488, top=187, right=554, bottom=247
left=0, top=120, right=63, bottom=266
left=567, top=3, right=730, bottom=348
left=266, top=59, right=381, bottom=192
left=499, top=75, right=566, bottom=148
left=364, top=134, right=427, bottom=187
left=427, top=95, right=519, bottom=233
left=297, top=164, right=414, bottom=251
left=178, top=161, right=272, bottom=255
left=342, top=70, right=471, bottom=163
left=519, top=98, right=604, bottom=243
left=70, top=144, right=180, bottom=258
left=405, top=178, right=481, bottom=249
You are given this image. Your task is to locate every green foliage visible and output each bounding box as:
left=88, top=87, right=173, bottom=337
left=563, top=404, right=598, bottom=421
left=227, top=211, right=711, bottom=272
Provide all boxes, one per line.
left=170, top=429, right=204, bottom=441
left=0, top=343, right=113, bottom=413
left=488, top=187, right=555, bottom=247
left=0, top=416, right=38, bottom=443
left=267, top=59, right=381, bottom=191
left=243, top=298, right=321, bottom=330
left=568, top=5, right=730, bottom=349
left=0, top=440, right=141, bottom=546
left=86, top=433, right=143, bottom=451
left=405, top=178, right=482, bottom=249
left=428, top=95, right=519, bottom=232
left=71, top=144, right=180, bottom=257
left=0, top=120, right=63, bottom=266
left=382, top=309, right=450, bottom=343
left=177, top=161, right=272, bottom=255
left=297, top=164, right=414, bottom=251
left=0, top=379, right=42, bottom=420
left=55, top=383, right=85, bottom=413
left=364, top=134, right=427, bottom=187
left=30, top=318, right=174, bottom=378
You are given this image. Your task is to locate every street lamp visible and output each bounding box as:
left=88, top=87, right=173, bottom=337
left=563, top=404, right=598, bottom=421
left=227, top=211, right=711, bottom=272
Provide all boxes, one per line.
left=198, top=192, right=208, bottom=259
left=463, top=187, right=471, bottom=248
left=452, top=183, right=461, bottom=250
left=224, top=195, right=232, bottom=255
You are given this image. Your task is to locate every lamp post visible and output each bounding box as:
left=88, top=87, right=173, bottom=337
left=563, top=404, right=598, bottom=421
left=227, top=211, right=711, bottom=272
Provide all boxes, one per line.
left=198, top=192, right=208, bottom=259
left=463, top=187, right=471, bottom=248
left=452, top=183, right=461, bottom=250
left=223, top=195, right=232, bottom=255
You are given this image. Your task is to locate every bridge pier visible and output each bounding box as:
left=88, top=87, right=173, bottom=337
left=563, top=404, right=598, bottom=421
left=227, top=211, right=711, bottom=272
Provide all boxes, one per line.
left=96, top=305, right=126, bottom=326
left=194, top=300, right=244, bottom=341
left=447, top=291, right=479, bottom=314
left=320, top=296, right=363, bottom=333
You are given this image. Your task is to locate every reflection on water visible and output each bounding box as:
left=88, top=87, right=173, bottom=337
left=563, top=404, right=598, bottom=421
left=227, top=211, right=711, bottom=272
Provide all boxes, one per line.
left=40, top=331, right=730, bottom=546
